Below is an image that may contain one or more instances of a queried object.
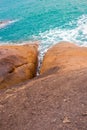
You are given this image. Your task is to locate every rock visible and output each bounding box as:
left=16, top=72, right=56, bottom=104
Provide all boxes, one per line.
left=0, top=42, right=87, bottom=130
left=40, top=41, right=87, bottom=74
left=0, top=67, right=87, bottom=130
left=0, top=43, right=38, bottom=89
left=63, top=117, right=71, bottom=123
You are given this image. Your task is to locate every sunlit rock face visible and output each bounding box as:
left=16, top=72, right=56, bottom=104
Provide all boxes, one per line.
left=0, top=43, right=38, bottom=89
left=40, top=41, right=87, bottom=74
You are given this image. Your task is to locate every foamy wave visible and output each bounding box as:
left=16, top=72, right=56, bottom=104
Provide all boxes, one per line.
left=33, top=15, right=87, bottom=58
left=0, top=19, right=19, bottom=29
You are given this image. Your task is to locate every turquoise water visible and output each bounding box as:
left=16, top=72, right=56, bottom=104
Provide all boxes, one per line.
left=0, top=0, right=87, bottom=57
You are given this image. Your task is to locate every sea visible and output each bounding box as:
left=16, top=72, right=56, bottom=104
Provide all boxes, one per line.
left=0, top=0, right=87, bottom=58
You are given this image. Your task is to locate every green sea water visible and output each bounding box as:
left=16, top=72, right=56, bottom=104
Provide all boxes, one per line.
left=0, top=0, right=87, bottom=57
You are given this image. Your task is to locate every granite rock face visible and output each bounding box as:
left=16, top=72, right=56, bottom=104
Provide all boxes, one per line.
left=0, top=43, right=38, bottom=89
left=41, top=41, right=87, bottom=74
left=0, top=42, right=87, bottom=130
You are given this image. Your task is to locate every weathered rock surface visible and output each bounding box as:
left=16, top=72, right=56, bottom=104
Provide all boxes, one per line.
left=0, top=43, right=38, bottom=89
left=41, top=41, right=87, bottom=74
left=0, top=42, right=87, bottom=130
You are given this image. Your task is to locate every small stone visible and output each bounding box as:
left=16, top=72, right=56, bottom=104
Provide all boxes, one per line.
left=51, top=118, right=57, bottom=123
left=82, top=112, right=87, bottom=116
left=63, top=117, right=71, bottom=123
left=64, top=99, right=67, bottom=102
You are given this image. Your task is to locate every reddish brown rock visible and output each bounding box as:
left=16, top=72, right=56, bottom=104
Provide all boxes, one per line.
left=0, top=43, right=38, bottom=89
left=40, top=41, right=87, bottom=74
left=0, top=42, right=87, bottom=130
left=0, top=67, right=87, bottom=130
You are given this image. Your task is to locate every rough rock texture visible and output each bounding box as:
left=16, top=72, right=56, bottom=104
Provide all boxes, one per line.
left=0, top=43, right=38, bottom=89
left=0, top=42, right=87, bottom=130
left=41, top=41, right=87, bottom=74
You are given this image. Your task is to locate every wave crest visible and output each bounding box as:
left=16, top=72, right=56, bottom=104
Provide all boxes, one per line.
left=0, top=19, right=19, bottom=29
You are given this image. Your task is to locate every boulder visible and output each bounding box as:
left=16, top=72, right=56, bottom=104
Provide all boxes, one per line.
left=40, top=41, right=87, bottom=74
left=0, top=43, right=38, bottom=89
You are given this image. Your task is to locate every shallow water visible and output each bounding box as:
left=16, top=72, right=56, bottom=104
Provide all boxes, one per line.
left=0, top=0, right=87, bottom=58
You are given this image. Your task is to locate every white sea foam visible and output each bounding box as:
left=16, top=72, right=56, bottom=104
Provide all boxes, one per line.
left=0, top=19, right=19, bottom=29
left=33, top=15, right=87, bottom=59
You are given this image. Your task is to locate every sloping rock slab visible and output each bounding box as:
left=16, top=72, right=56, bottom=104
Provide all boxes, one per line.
left=0, top=68, right=87, bottom=130
left=0, top=42, right=87, bottom=130
left=0, top=43, right=38, bottom=89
